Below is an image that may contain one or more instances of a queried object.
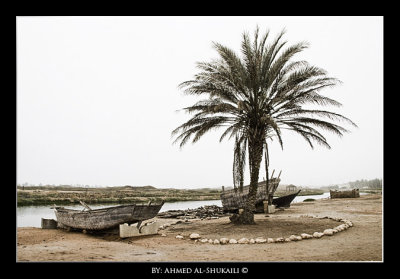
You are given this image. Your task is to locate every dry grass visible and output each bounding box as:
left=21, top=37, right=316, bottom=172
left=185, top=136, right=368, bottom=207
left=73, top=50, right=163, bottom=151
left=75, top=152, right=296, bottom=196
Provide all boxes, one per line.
left=17, top=186, right=221, bottom=206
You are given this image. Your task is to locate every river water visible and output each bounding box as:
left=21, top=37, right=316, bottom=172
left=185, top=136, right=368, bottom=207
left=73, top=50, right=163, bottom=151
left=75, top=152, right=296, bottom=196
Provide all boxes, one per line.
left=16, top=192, right=361, bottom=228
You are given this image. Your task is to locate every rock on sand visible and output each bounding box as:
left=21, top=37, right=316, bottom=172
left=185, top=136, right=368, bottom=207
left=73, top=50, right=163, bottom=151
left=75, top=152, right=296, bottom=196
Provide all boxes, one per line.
left=190, top=233, right=201, bottom=239
left=220, top=238, right=229, bottom=244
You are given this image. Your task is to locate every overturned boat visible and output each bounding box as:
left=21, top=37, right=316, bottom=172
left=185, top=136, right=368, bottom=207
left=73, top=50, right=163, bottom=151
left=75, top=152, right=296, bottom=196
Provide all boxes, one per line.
left=54, top=201, right=164, bottom=231
left=220, top=179, right=301, bottom=213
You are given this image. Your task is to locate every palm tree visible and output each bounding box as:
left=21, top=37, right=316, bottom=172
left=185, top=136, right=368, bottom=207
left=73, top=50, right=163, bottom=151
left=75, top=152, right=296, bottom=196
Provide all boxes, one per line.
left=172, top=27, right=357, bottom=224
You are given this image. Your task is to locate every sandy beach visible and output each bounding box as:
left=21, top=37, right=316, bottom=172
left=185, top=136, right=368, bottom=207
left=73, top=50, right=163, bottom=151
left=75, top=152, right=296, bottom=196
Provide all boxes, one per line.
left=16, top=194, right=382, bottom=262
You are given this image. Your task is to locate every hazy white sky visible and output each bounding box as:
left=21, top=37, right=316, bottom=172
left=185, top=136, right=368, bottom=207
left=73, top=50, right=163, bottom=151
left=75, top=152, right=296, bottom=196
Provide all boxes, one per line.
left=17, top=16, right=383, bottom=188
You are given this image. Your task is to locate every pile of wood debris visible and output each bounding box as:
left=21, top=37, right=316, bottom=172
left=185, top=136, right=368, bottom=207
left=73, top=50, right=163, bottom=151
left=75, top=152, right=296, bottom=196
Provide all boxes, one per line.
left=157, top=205, right=229, bottom=219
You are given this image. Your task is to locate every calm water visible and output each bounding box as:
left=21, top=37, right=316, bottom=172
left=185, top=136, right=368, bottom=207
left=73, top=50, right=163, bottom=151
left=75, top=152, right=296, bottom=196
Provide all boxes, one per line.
left=17, top=192, right=366, bottom=227
left=292, top=192, right=331, bottom=203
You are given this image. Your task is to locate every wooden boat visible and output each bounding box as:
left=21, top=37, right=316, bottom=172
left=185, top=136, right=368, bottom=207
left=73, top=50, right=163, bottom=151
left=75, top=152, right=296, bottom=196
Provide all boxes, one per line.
left=54, top=201, right=164, bottom=231
left=330, top=189, right=359, bottom=199
left=270, top=190, right=301, bottom=208
left=220, top=180, right=301, bottom=212
left=220, top=179, right=277, bottom=212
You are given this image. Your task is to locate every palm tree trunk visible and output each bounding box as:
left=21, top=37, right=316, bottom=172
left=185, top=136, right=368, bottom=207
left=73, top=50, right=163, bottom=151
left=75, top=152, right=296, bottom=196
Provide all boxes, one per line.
left=230, top=134, right=264, bottom=225
left=265, top=143, right=270, bottom=204
left=246, top=138, right=264, bottom=207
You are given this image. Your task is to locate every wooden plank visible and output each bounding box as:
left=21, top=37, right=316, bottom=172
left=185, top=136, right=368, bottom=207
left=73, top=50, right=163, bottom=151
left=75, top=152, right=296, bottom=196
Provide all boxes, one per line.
left=79, top=200, right=92, bottom=211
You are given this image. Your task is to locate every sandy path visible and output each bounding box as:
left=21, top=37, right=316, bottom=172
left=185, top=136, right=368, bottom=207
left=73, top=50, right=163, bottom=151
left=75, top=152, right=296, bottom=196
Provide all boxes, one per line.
left=17, top=194, right=382, bottom=262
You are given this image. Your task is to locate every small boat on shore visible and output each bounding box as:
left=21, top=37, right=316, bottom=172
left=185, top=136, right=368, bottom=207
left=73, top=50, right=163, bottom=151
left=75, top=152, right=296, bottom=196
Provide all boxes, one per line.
left=54, top=201, right=164, bottom=231
left=220, top=180, right=301, bottom=212
left=270, top=190, right=301, bottom=208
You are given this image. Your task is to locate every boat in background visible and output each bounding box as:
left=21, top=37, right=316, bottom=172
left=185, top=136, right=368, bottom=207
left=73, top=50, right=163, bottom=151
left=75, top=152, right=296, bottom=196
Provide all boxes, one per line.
left=270, top=190, right=301, bottom=208
left=220, top=178, right=302, bottom=212
left=330, top=189, right=360, bottom=198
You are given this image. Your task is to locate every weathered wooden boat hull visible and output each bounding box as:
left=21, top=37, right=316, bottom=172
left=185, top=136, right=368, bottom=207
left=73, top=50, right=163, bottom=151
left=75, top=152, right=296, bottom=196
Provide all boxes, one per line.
left=55, top=202, right=164, bottom=231
left=220, top=180, right=301, bottom=212
left=330, top=189, right=359, bottom=198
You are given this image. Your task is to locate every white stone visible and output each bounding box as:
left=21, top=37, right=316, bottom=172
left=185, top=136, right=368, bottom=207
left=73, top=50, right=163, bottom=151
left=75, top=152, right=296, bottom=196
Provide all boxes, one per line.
left=189, top=233, right=201, bottom=239
left=275, top=237, right=285, bottom=243
left=296, top=236, right=302, bottom=241
left=332, top=229, right=338, bottom=233
left=213, top=239, right=220, bottom=244
left=229, top=239, right=238, bottom=244
left=300, top=233, right=311, bottom=239
left=249, top=239, right=255, bottom=244
left=285, top=238, right=291, bottom=242
left=323, top=229, right=334, bottom=236
left=255, top=238, right=267, bottom=243
left=238, top=238, right=249, bottom=244
left=313, top=232, right=323, bottom=238
left=120, top=221, right=161, bottom=238
left=220, top=238, right=229, bottom=244
left=161, top=233, right=167, bottom=237
left=208, top=239, right=213, bottom=243
left=289, top=235, right=297, bottom=241
left=267, top=205, right=276, bottom=213
left=267, top=238, right=275, bottom=243
left=176, top=235, right=184, bottom=239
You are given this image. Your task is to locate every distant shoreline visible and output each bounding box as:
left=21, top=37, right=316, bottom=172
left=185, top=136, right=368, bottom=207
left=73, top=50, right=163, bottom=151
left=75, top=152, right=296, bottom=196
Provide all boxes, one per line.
left=17, top=185, right=222, bottom=206
left=17, top=185, right=380, bottom=207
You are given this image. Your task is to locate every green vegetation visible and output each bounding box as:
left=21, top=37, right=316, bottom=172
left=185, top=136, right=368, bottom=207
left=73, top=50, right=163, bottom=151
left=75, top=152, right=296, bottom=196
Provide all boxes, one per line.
left=16, top=185, right=222, bottom=206
left=303, top=198, right=316, bottom=202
